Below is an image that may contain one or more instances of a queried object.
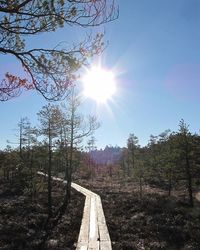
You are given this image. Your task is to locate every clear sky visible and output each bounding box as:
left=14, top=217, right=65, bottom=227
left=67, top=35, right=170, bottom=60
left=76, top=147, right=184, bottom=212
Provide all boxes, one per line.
left=1, top=0, right=200, bottom=149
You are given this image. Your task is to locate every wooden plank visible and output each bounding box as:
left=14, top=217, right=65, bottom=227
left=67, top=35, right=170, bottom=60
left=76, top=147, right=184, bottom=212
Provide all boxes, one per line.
left=75, top=185, right=112, bottom=250
left=100, top=241, right=112, bottom=250
left=76, top=243, right=88, bottom=250
left=96, top=196, right=111, bottom=243
left=72, top=183, right=94, bottom=196
left=89, top=196, right=98, bottom=241
left=37, top=172, right=112, bottom=250
left=98, top=224, right=110, bottom=242
left=77, top=196, right=90, bottom=244
left=88, top=240, right=100, bottom=250
left=96, top=198, right=106, bottom=225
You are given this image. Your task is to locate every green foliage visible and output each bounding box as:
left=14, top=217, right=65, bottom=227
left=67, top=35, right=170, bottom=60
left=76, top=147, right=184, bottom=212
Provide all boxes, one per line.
left=120, top=120, right=200, bottom=204
left=0, top=0, right=118, bottom=101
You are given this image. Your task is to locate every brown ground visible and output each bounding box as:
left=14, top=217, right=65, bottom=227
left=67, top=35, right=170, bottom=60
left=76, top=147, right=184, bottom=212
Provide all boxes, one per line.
left=82, top=180, right=200, bottom=250
left=1, top=176, right=200, bottom=250
left=0, top=176, right=84, bottom=250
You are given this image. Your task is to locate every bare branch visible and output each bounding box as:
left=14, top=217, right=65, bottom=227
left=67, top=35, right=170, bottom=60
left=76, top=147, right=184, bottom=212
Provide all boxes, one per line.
left=0, top=0, right=118, bottom=101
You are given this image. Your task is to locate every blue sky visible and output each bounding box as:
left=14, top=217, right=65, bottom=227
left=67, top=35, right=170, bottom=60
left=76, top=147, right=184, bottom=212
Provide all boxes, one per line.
left=1, top=0, right=200, bottom=149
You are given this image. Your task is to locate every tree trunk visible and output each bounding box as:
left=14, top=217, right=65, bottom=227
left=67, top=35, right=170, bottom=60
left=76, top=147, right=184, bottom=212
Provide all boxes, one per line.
left=48, top=121, right=52, bottom=217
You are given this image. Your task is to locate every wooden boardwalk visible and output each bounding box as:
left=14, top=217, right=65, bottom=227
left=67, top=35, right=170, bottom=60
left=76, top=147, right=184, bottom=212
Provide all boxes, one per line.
left=72, top=183, right=112, bottom=250
left=37, top=172, right=112, bottom=250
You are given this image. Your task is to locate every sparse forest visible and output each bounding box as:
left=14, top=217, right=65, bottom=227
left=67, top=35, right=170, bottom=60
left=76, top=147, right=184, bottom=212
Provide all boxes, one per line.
left=1, top=117, right=200, bottom=249
left=1, top=1, right=200, bottom=250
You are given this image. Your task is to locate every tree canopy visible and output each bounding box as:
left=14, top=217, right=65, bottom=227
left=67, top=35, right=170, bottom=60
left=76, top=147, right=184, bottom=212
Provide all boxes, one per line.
left=0, top=0, right=118, bottom=101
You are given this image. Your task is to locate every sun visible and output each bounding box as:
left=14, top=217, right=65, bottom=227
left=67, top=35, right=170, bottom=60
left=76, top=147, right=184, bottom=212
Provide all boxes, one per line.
left=82, top=66, right=116, bottom=103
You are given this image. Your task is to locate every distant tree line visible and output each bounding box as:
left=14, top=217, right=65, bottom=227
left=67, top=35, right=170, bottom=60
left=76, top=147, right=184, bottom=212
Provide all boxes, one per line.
left=1, top=117, right=200, bottom=212
left=89, top=145, right=123, bottom=165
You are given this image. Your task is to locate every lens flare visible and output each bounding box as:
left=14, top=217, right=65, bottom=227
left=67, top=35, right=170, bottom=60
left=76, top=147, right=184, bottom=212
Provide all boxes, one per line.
left=82, top=67, right=116, bottom=103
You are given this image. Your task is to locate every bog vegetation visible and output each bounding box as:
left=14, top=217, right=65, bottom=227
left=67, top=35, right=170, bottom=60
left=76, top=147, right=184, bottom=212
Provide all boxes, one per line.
left=1, top=114, right=200, bottom=249
left=1, top=1, right=200, bottom=249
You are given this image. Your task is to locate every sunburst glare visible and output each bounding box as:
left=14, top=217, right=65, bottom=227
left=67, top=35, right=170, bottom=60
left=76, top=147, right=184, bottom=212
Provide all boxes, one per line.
left=82, top=66, right=117, bottom=104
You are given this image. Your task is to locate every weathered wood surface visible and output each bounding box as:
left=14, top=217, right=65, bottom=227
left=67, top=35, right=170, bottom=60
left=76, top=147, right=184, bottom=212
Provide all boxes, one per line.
left=196, top=192, right=200, bottom=202
left=37, top=172, right=112, bottom=250
left=72, top=183, right=112, bottom=250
